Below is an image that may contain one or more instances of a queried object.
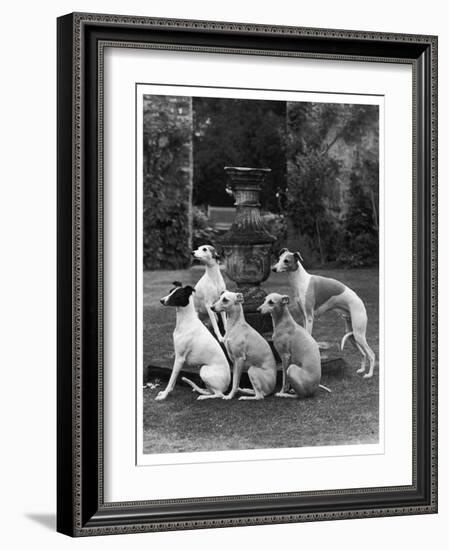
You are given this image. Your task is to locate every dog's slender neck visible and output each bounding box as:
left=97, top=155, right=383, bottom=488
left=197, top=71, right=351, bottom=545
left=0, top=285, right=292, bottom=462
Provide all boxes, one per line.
left=288, top=261, right=309, bottom=286
left=225, top=303, right=246, bottom=331
left=203, top=259, right=222, bottom=280
left=271, top=305, right=295, bottom=331
left=175, top=297, right=198, bottom=328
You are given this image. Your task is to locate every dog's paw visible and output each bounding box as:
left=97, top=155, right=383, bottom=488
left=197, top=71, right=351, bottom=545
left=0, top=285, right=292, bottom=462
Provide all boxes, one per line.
left=155, top=391, right=168, bottom=401
left=363, top=373, right=374, bottom=379
left=222, top=394, right=234, bottom=400
left=356, top=368, right=366, bottom=374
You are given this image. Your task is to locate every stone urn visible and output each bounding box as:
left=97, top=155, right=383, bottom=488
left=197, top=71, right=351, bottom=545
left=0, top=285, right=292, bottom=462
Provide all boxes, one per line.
left=218, top=167, right=276, bottom=335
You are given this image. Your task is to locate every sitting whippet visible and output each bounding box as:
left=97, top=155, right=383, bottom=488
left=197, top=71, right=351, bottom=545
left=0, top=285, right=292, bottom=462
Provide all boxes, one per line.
left=191, top=245, right=227, bottom=342
left=211, top=291, right=277, bottom=400
left=258, top=293, right=329, bottom=398
left=271, top=248, right=375, bottom=378
left=156, top=282, right=230, bottom=401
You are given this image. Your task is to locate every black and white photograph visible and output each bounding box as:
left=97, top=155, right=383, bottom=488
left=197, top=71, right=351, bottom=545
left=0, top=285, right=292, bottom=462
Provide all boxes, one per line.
left=139, top=90, right=381, bottom=456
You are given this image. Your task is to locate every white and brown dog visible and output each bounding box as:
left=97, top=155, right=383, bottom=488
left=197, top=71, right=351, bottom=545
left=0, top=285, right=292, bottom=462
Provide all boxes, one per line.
left=271, top=248, right=375, bottom=378
left=156, top=282, right=231, bottom=401
left=191, top=245, right=227, bottom=342
left=258, top=293, right=329, bottom=398
left=211, top=291, right=277, bottom=400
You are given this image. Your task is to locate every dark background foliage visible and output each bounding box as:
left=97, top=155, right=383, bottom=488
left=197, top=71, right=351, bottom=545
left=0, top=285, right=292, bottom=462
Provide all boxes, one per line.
left=143, top=96, right=192, bottom=270
left=143, top=96, right=379, bottom=269
left=285, top=103, right=379, bottom=265
left=193, top=98, right=286, bottom=211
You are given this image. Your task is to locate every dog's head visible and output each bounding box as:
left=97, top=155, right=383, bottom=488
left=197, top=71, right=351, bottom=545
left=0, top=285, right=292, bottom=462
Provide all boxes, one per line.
left=271, top=248, right=303, bottom=273
left=160, top=281, right=195, bottom=307
left=257, top=292, right=289, bottom=315
left=211, top=290, right=243, bottom=313
left=191, top=244, right=220, bottom=264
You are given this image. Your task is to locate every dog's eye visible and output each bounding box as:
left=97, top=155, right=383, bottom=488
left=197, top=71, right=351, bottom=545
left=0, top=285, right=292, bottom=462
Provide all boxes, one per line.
left=202, top=247, right=207, bottom=251
left=283, top=259, right=288, bottom=264
left=268, top=300, right=274, bottom=305
left=222, top=298, right=228, bottom=302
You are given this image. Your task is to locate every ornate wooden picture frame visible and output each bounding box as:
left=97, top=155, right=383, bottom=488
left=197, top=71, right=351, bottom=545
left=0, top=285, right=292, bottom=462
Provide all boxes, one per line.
left=57, top=12, right=437, bottom=536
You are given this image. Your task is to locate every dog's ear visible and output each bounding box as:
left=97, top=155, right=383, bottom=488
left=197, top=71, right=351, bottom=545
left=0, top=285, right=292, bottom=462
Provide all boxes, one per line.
left=279, top=247, right=289, bottom=256
left=281, top=295, right=290, bottom=305
left=172, top=281, right=183, bottom=287
left=183, top=285, right=195, bottom=296
left=235, top=293, right=244, bottom=303
left=293, top=251, right=304, bottom=263
left=210, top=246, right=220, bottom=260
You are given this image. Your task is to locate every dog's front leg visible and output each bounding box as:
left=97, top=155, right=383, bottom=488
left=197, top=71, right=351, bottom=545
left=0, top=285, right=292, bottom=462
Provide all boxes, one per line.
left=295, top=299, right=307, bottom=328
left=207, top=306, right=224, bottom=342
left=298, top=305, right=306, bottom=328
left=305, top=311, right=314, bottom=334
left=220, top=311, right=228, bottom=336
left=279, top=353, right=291, bottom=393
left=223, top=357, right=245, bottom=400
left=155, top=357, right=184, bottom=401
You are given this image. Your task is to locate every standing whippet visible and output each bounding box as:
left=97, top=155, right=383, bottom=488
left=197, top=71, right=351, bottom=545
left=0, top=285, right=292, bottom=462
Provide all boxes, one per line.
left=271, top=248, right=375, bottom=378
left=156, top=282, right=230, bottom=401
left=191, top=245, right=227, bottom=342
left=258, top=293, right=329, bottom=398
left=211, top=291, right=277, bottom=400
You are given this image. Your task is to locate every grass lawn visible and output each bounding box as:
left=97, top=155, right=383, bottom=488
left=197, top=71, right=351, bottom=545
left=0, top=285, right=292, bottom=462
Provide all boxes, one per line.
left=143, top=266, right=379, bottom=454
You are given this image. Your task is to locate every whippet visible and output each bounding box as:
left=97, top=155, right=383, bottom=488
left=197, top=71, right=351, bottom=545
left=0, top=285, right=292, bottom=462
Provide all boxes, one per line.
left=156, top=282, right=231, bottom=401
left=191, top=245, right=227, bottom=342
left=258, top=293, right=330, bottom=398
left=271, top=249, right=375, bottom=378
left=211, top=291, right=277, bottom=400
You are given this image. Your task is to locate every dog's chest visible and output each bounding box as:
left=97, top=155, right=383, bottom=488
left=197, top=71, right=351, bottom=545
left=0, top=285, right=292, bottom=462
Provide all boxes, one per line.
left=224, top=330, right=246, bottom=362
left=174, top=336, right=207, bottom=369
left=195, top=273, right=225, bottom=305
left=273, top=330, right=290, bottom=356
left=291, top=274, right=311, bottom=310
left=173, top=323, right=198, bottom=355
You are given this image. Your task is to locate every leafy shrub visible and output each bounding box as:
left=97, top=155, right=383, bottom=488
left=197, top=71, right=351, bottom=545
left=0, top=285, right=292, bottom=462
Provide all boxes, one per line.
left=191, top=206, right=221, bottom=249
left=286, top=147, right=341, bottom=264
left=142, top=96, right=192, bottom=270
left=262, top=212, right=288, bottom=245
left=337, top=159, right=379, bottom=267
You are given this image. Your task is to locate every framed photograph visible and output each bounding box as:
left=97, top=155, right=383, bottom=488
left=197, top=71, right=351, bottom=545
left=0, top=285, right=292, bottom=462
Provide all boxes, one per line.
left=57, top=12, right=438, bottom=536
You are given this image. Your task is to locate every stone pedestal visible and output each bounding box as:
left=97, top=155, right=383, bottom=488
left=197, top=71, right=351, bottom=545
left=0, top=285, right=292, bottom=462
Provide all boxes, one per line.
left=218, top=167, right=276, bottom=336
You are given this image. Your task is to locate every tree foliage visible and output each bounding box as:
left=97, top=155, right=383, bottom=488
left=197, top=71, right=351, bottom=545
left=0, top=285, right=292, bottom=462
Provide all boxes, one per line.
left=286, top=102, right=379, bottom=265
left=143, top=97, right=192, bottom=270
left=338, top=156, right=379, bottom=267
left=193, top=98, right=286, bottom=211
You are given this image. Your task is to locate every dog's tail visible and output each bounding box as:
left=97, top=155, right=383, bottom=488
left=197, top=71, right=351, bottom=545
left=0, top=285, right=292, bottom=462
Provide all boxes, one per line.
left=181, top=376, right=211, bottom=396
left=238, top=387, right=256, bottom=395
left=340, top=331, right=354, bottom=351
left=319, top=384, right=332, bottom=393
